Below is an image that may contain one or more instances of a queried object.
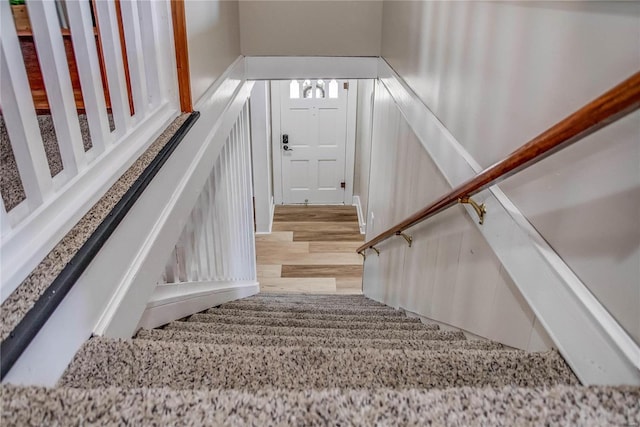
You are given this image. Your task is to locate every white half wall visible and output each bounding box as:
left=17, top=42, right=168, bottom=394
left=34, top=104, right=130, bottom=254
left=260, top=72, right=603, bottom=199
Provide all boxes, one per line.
left=250, top=81, right=274, bottom=233
left=363, top=81, right=554, bottom=355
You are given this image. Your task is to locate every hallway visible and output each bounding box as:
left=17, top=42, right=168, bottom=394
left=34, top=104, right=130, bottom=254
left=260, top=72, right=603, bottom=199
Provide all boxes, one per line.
left=256, top=205, right=363, bottom=294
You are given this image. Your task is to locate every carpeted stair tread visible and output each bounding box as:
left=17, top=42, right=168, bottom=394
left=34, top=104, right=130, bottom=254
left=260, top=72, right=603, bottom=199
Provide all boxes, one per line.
left=215, top=302, right=405, bottom=316
left=3, top=385, right=638, bottom=426
left=135, top=328, right=508, bottom=351
left=60, top=338, right=576, bottom=390
left=204, top=307, right=422, bottom=323
left=164, top=320, right=465, bottom=341
left=188, top=313, right=438, bottom=331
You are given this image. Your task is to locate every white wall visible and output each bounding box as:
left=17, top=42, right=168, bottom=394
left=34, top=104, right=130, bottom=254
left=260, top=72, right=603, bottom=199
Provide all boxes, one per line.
left=185, top=0, right=241, bottom=105
left=353, top=80, right=375, bottom=231
left=379, top=1, right=640, bottom=343
left=239, top=1, right=382, bottom=57
left=250, top=81, right=274, bottom=233
left=364, top=82, right=553, bottom=351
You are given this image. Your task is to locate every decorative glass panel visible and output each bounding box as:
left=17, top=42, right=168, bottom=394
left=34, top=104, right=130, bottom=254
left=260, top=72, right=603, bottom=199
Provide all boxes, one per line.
left=316, top=80, right=326, bottom=98
left=329, top=80, right=339, bottom=98
left=303, top=80, right=313, bottom=98
left=289, top=80, right=300, bottom=99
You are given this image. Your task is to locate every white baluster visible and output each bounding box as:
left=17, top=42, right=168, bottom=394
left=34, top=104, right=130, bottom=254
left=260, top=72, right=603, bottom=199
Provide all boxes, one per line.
left=237, top=112, right=250, bottom=280
left=221, top=143, right=232, bottom=280
left=136, top=0, right=161, bottom=108
left=193, top=193, right=209, bottom=280
left=94, top=0, right=132, bottom=136
left=241, top=104, right=256, bottom=280
left=245, top=104, right=257, bottom=280
left=211, top=158, right=224, bottom=281
left=1, top=202, right=11, bottom=238
left=27, top=0, right=87, bottom=176
left=230, top=125, right=242, bottom=279
left=0, top=2, right=53, bottom=209
left=66, top=0, right=112, bottom=154
left=119, top=0, right=148, bottom=119
left=201, top=178, right=216, bottom=281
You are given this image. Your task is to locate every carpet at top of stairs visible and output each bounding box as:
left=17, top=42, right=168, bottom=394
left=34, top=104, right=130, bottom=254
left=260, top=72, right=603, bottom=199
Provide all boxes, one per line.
left=2, top=293, right=639, bottom=425
left=0, top=114, right=188, bottom=342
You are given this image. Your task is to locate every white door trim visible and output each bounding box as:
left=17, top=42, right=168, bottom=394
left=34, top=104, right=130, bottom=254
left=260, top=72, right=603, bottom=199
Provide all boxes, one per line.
left=343, top=79, right=357, bottom=204
left=270, top=82, right=284, bottom=204
left=270, top=80, right=357, bottom=205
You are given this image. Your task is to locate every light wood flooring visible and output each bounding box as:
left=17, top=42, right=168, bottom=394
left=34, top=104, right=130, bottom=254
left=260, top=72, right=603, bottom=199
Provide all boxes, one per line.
left=256, top=205, right=364, bottom=294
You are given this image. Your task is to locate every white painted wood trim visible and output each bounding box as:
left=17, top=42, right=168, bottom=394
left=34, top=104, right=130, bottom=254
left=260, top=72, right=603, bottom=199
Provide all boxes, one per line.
left=3, top=60, right=249, bottom=386
left=119, top=0, right=149, bottom=121
left=136, top=0, right=162, bottom=109
left=0, top=104, right=177, bottom=304
left=376, top=58, right=640, bottom=385
left=94, top=0, right=132, bottom=137
left=0, top=2, right=53, bottom=210
left=66, top=0, right=113, bottom=154
left=244, top=56, right=378, bottom=81
left=137, top=281, right=259, bottom=330
left=352, top=195, right=366, bottom=234
left=28, top=1, right=87, bottom=176
left=94, top=81, right=253, bottom=339
left=270, top=81, right=284, bottom=204
left=343, top=79, right=358, bottom=204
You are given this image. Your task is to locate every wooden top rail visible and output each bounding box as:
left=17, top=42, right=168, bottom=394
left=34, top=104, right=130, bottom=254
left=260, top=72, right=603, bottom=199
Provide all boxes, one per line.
left=357, top=71, right=640, bottom=254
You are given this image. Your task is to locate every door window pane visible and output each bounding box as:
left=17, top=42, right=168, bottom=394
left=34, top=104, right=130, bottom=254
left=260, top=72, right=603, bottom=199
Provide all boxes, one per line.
left=329, top=80, right=339, bottom=98
left=289, top=80, right=300, bottom=99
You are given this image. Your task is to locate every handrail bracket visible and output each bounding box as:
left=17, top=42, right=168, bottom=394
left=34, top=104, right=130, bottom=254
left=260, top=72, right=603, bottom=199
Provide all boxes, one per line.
left=459, top=196, right=487, bottom=225
left=396, top=232, right=413, bottom=247
left=359, top=251, right=366, bottom=261
left=370, top=246, right=380, bottom=256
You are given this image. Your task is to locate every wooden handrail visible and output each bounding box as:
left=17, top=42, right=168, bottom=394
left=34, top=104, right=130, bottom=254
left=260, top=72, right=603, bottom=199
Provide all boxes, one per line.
left=357, top=71, right=640, bottom=254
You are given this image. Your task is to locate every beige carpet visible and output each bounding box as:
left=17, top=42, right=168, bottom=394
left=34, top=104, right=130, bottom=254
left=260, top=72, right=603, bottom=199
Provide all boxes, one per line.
left=3, top=293, right=638, bottom=425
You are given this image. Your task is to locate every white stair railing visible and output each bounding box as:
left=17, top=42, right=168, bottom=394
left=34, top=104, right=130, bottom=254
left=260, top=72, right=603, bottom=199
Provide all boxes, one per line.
left=1, top=0, right=179, bottom=301
left=161, top=102, right=256, bottom=286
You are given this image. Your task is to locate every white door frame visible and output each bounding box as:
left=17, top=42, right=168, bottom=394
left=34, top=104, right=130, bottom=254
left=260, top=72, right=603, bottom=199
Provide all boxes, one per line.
left=270, top=79, right=357, bottom=205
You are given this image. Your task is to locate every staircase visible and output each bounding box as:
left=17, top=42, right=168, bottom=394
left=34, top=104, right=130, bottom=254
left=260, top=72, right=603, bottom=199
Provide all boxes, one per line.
left=2, top=293, right=638, bottom=424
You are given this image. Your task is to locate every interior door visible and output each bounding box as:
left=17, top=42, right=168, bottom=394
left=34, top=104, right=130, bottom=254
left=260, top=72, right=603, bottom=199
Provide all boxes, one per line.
left=279, top=79, right=349, bottom=204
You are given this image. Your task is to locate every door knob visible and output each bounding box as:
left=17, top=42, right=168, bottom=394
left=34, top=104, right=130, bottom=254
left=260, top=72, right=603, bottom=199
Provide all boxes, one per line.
left=283, top=145, right=293, bottom=151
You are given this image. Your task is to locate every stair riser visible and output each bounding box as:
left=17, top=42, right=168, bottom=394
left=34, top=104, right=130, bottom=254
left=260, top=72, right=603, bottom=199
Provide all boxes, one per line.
left=60, top=339, right=578, bottom=391
left=216, top=304, right=405, bottom=316
left=204, top=308, right=421, bottom=323
left=164, top=322, right=466, bottom=341
left=228, top=299, right=389, bottom=308
left=243, top=296, right=386, bottom=306
left=188, top=314, right=437, bottom=331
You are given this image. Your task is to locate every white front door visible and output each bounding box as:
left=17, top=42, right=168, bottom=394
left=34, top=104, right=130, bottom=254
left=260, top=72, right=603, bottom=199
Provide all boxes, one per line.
left=277, top=79, right=349, bottom=204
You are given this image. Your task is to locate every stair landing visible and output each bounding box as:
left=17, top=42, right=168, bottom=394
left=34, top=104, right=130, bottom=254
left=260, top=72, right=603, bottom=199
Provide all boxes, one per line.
left=256, top=205, right=364, bottom=294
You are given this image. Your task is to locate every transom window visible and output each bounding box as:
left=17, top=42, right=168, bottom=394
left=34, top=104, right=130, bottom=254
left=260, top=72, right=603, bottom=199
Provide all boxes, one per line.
left=289, top=79, right=339, bottom=99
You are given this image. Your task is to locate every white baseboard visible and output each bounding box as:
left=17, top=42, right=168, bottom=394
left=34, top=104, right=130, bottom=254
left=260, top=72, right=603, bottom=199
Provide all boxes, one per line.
left=352, top=195, right=366, bottom=234
left=376, top=58, right=640, bottom=385
left=137, top=280, right=259, bottom=330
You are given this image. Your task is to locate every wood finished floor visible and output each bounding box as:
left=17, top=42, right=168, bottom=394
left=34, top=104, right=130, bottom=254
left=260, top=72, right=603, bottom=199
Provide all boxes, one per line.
left=256, top=205, right=364, bottom=294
